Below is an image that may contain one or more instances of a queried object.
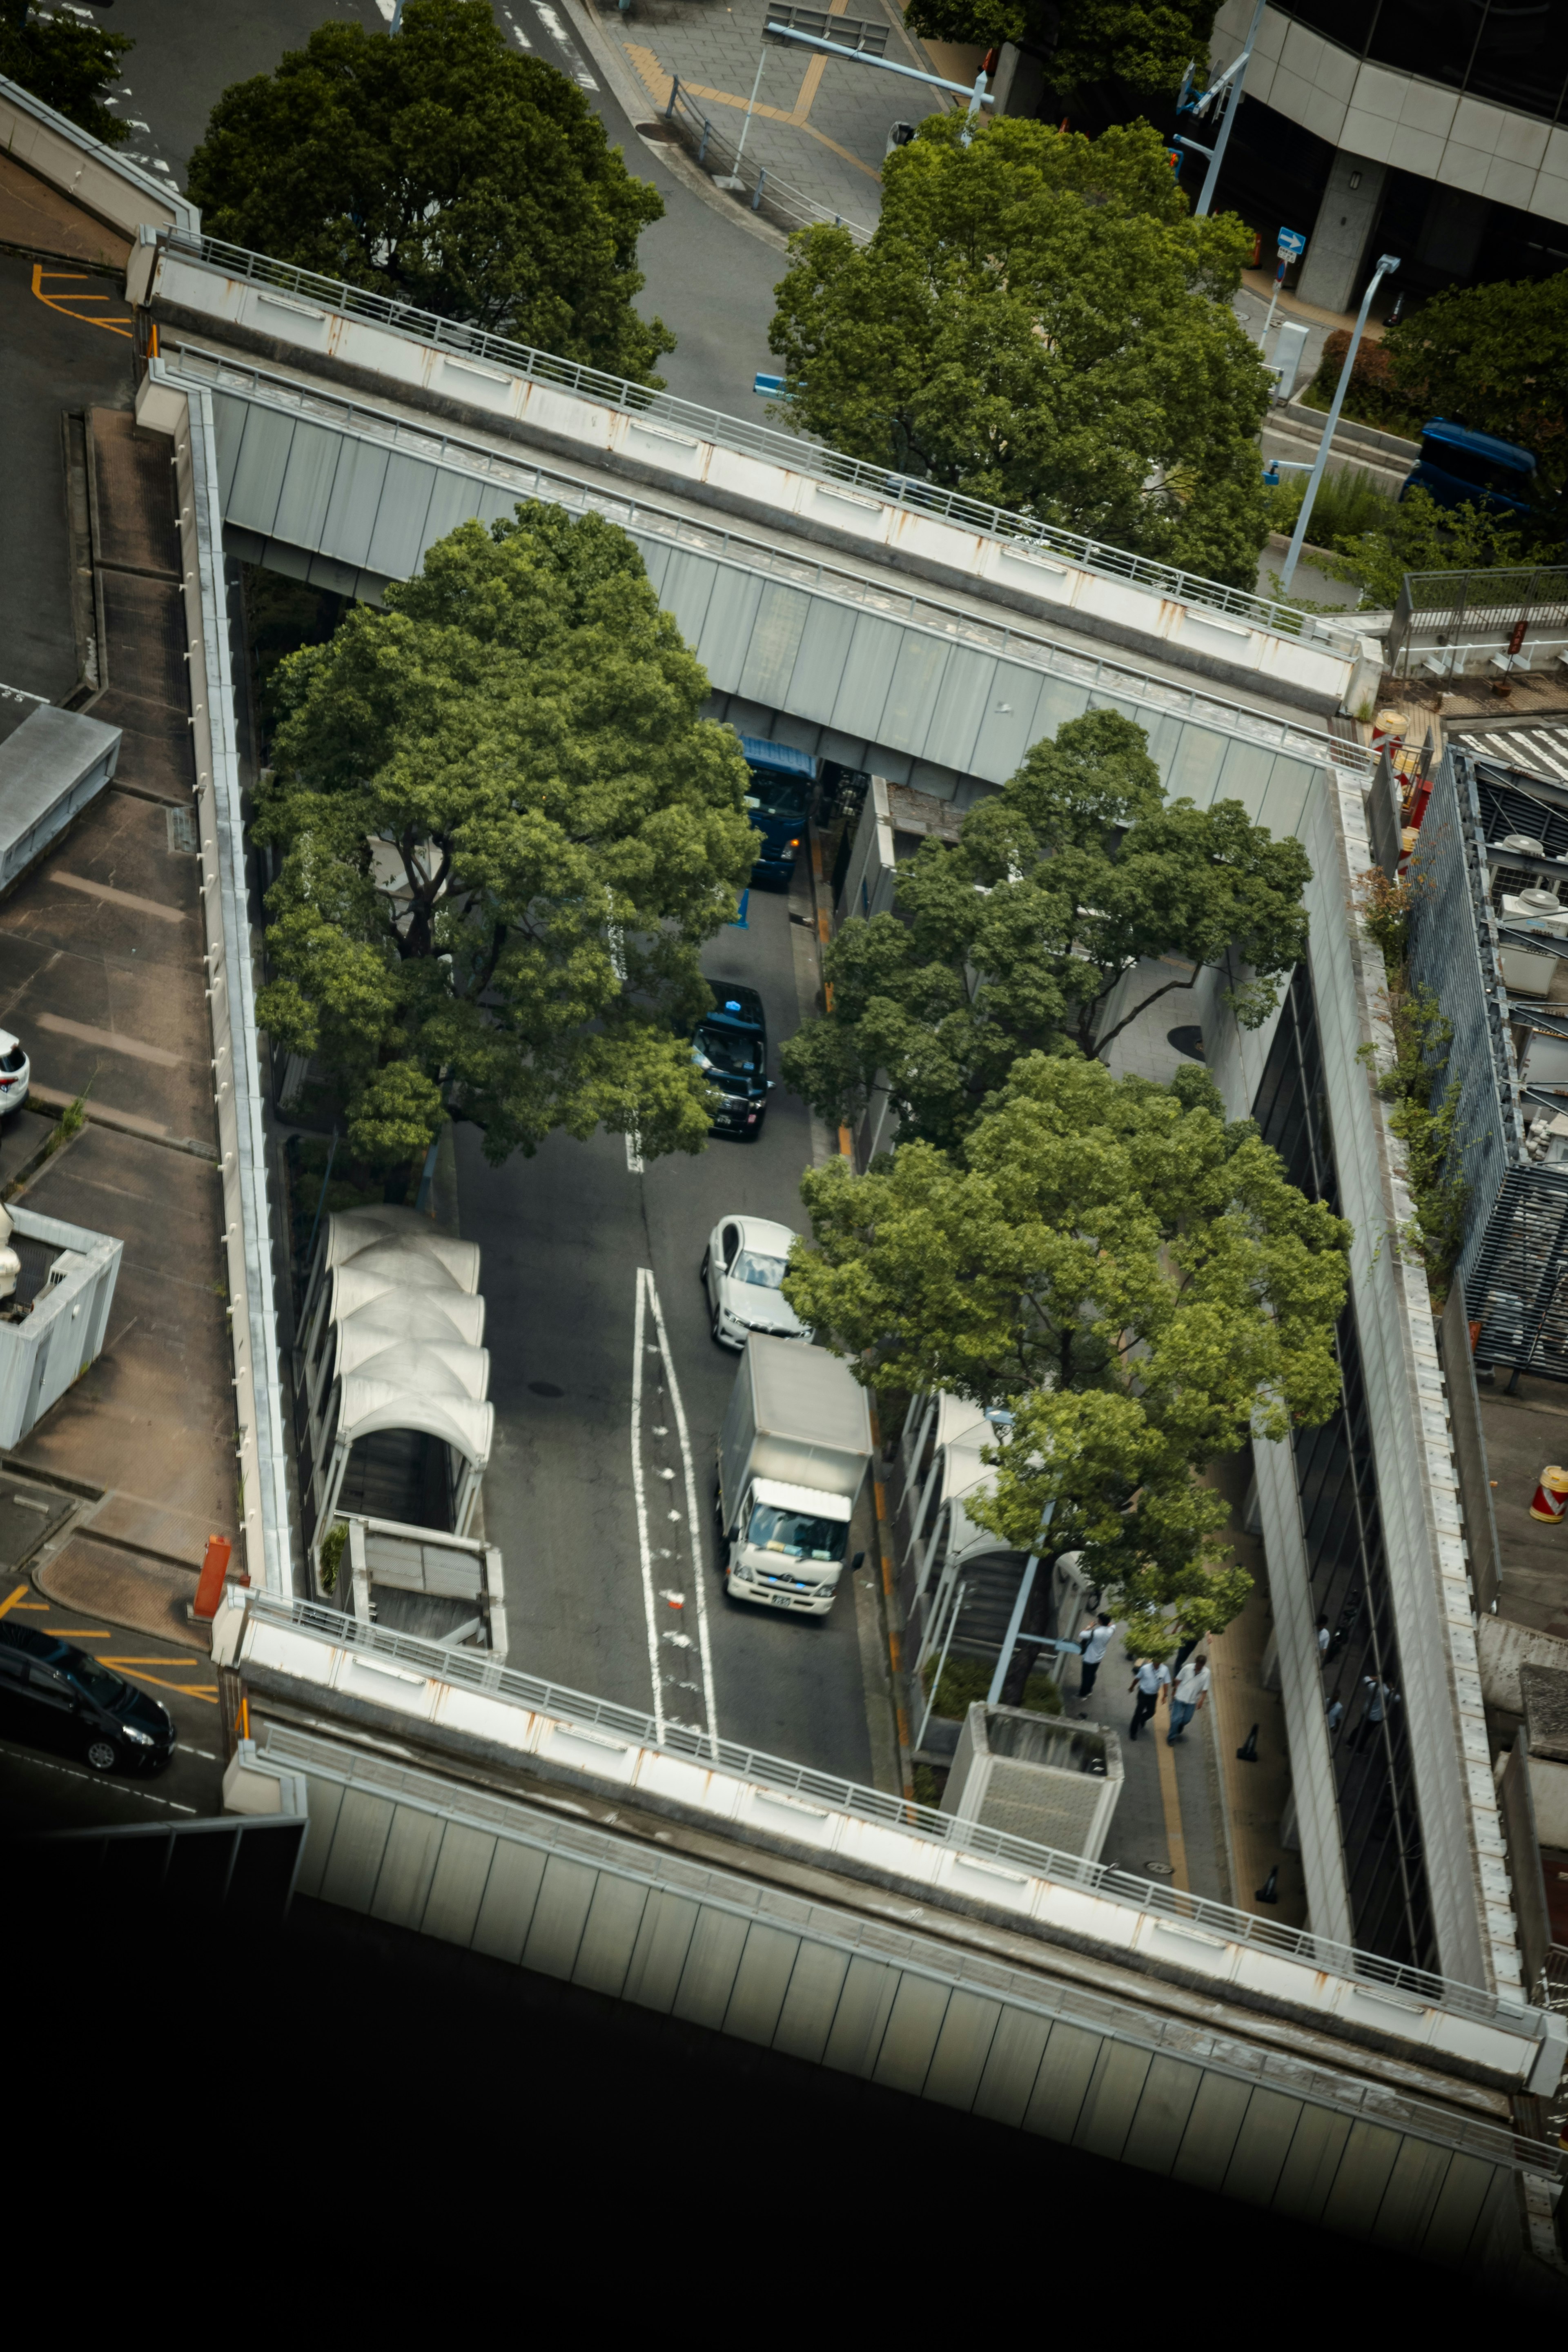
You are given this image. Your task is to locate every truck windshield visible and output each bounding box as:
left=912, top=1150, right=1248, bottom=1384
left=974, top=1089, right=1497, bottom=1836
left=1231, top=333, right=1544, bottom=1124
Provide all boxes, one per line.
left=748, top=776, right=811, bottom=822
left=694, top=1022, right=762, bottom=1079
left=732, top=1249, right=787, bottom=1289
left=748, top=1502, right=847, bottom=1562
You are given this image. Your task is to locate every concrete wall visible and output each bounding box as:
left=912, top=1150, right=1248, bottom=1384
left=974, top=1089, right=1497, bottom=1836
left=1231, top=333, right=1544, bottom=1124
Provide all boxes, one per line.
left=0, top=75, right=197, bottom=241
left=1204, top=768, right=1519, bottom=1992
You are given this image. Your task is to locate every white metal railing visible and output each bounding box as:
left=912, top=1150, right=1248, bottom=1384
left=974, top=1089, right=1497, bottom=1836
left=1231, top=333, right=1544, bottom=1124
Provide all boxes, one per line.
left=246, top=1590, right=1547, bottom=2039
left=158, top=229, right=1359, bottom=655
left=165, top=347, right=1372, bottom=781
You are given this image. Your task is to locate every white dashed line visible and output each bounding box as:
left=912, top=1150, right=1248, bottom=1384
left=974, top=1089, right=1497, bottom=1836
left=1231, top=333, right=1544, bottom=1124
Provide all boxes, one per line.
left=630, top=1270, right=667, bottom=1745
left=531, top=2, right=598, bottom=89
left=501, top=8, right=534, bottom=47
left=4, top=1753, right=198, bottom=1811
left=641, top=1267, right=718, bottom=1742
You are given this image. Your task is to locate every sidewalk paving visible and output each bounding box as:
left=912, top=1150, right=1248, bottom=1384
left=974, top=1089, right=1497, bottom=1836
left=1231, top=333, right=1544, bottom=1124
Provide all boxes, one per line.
left=0, top=238, right=236, bottom=1659
left=602, top=0, right=958, bottom=233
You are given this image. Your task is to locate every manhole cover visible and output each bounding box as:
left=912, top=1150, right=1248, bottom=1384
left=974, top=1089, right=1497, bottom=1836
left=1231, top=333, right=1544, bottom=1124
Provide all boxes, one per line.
left=528, top=1381, right=564, bottom=1398
left=1143, top=1861, right=1175, bottom=1877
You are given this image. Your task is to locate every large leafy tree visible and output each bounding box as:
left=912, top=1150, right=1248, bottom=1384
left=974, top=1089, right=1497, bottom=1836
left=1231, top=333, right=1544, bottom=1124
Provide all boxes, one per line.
left=768, top=116, right=1272, bottom=586
left=905, top=0, right=1216, bottom=103
left=256, top=504, right=756, bottom=1169
left=186, top=0, right=672, bottom=383
left=781, top=709, right=1310, bottom=1154
left=1385, top=271, right=1568, bottom=519
left=0, top=3, right=130, bottom=145
left=784, top=1054, right=1348, bottom=1657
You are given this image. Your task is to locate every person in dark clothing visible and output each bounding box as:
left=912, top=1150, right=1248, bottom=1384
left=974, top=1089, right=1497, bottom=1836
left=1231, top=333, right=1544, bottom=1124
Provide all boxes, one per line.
left=1127, top=1656, right=1170, bottom=1740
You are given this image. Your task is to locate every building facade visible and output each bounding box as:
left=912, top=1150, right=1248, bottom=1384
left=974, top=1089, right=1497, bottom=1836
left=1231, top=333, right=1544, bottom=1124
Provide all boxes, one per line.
left=1208, top=2, right=1568, bottom=308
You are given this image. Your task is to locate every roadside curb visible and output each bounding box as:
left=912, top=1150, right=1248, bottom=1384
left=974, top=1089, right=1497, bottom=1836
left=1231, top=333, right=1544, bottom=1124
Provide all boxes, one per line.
left=33, top=1550, right=212, bottom=1657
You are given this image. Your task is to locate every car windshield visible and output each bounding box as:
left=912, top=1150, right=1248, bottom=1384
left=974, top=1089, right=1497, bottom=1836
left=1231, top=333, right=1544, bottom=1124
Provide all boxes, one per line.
left=64, top=1655, right=131, bottom=1708
left=747, top=776, right=811, bottom=822
left=731, top=1249, right=788, bottom=1290
left=694, top=1022, right=762, bottom=1079
left=747, top=1503, right=846, bottom=1562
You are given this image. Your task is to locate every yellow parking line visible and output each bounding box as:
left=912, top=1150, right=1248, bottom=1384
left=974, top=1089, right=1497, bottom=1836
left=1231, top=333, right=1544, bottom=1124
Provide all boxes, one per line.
left=0, top=1582, right=30, bottom=1619
left=46, top=1628, right=112, bottom=1637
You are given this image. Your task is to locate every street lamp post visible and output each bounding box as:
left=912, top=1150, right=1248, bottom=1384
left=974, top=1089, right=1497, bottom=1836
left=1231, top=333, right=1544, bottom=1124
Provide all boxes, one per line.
left=1173, top=0, right=1268, bottom=218
left=763, top=23, right=995, bottom=143
left=1279, top=253, right=1400, bottom=592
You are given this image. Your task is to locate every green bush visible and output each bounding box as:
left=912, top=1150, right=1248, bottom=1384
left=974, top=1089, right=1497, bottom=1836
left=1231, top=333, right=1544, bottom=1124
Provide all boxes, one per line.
left=318, top=1520, right=348, bottom=1594
left=1264, top=465, right=1398, bottom=549
left=920, top=1652, right=1062, bottom=1719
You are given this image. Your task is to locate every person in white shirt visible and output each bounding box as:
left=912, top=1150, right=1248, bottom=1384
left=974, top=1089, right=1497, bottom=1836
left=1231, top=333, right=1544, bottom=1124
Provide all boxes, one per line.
left=1166, top=1652, right=1211, bottom=1744
left=1077, top=1613, right=1116, bottom=1714
left=1127, top=1655, right=1171, bottom=1740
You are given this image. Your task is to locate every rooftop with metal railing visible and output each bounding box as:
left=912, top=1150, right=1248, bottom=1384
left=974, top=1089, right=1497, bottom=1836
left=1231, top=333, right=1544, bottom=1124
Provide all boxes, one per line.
left=158, top=229, right=1361, bottom=658
left=249, top=1590, right=1548, bottom=2039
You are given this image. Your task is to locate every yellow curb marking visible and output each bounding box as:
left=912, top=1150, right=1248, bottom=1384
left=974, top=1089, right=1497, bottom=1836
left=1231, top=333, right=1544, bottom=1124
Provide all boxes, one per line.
left=623, top=44, right=882, bottom=183
left=1151, top=1702, right=1191, bottom=1891
left=30, top=263, right=133, bottom=339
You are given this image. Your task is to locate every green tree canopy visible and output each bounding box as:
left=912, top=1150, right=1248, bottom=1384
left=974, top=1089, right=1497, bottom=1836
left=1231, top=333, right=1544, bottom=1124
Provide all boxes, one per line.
left=256, top=503, right=756, bottom=1169
left=1318, top=483, right=1527, bottom=611
left=767, top=116, right=1272, bottom=587
left=781, top=709, right=1310, bottom=1154
left=1385, top=271, right=1568, bottom=515
left=784, top=1054, right=1348, bottom=1654
left=0, top=3, right=130, bottom=145
left=904, top=0, right=1216, bottom=102
left=186, top=0, right=672, bottom=383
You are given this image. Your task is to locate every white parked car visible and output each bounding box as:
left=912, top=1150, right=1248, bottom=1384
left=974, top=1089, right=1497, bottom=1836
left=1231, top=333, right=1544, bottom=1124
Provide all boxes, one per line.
left=0, top=1031, right=30, bottom=1114
left=702, top=1214, right=809, bottom=1349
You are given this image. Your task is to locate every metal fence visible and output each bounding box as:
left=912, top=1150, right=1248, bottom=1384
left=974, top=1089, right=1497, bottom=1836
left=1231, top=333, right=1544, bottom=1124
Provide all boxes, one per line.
left=158, top=230, right=1358, bottom=653
left=1388, top=564, right=1568, bottom=676
left=245, top=1590, right=1545, bottom=2033
left=660, top=75, right=874, bottom=245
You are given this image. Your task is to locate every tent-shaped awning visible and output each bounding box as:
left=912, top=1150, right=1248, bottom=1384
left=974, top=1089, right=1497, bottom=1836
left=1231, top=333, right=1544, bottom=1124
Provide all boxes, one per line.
left=320, top=1205, right=479, bottom=1294
left=327, top=1263, right=487, bottom=1345
left=337, top=1329, right=489, bottom=1400
left=338, top=1372, right=493, bottom=1468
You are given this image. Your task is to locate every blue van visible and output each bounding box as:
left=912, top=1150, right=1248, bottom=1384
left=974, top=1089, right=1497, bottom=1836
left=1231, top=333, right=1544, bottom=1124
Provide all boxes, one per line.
left=739, top=734, right=816, bottom=885
left=1403, top=420, right=1539, bottom=522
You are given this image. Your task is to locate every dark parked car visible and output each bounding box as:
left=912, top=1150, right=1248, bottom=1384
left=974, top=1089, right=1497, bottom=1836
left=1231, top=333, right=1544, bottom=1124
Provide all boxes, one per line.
left=0, top=1622, right=176, bottom=1774
left=692, top=983, right=771, bottom=1140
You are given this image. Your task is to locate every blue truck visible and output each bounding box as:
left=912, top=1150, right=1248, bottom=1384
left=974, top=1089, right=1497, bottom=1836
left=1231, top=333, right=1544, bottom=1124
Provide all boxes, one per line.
left=738, top=734, right=816, bottom=886
left=1403, top=420, right=1539, bottom=523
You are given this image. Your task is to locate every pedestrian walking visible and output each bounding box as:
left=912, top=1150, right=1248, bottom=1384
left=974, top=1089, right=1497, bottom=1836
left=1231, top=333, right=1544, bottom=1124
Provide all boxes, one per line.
left=1127, top=1655, right=1170, bottom=1740
left=1352, top=1675, right=1397, bottom=1751
left=1316, top=1613, right=1331, bottom=1659
left=1166, top=1650, right=1211, bottom=1744
left=1325, top=1695, right=1345, bottom=1734
left=1076, top=1613, right=1116, bottom=1715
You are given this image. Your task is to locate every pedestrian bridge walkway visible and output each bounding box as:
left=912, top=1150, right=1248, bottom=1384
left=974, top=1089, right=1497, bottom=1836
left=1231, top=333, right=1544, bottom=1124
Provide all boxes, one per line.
left=218, top=1587, right=1563, bottom=2278
left=135, top=229, right=1378, bottom=820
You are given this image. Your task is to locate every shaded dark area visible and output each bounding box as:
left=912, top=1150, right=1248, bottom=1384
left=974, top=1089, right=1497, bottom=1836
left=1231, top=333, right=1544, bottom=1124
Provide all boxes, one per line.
left=0, top=1844, right=1503, bottom=2305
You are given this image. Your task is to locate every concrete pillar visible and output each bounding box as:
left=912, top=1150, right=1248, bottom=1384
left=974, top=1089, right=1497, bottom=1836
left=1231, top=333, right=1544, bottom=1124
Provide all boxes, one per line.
left=991, top=42, right=1048, bottom=119
left=1296, top=151, right=1387, bottom=314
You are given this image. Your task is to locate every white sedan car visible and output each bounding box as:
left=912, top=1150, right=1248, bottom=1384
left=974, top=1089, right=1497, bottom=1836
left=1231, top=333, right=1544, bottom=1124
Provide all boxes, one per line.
left=0, top=1030, right=30, bottom=1114
left=702, top=1214, right=809, bottom=1349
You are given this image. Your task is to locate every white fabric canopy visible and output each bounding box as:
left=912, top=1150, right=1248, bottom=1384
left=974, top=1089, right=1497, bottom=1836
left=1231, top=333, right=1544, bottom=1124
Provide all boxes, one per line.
left=320, top=1206, right=479, bottom=1293
left=338, top=1372, right=493, bottom=1467
left=327, top=1265, right=486, bottom=1344
left=336, top=1328, right=490, bottom=1400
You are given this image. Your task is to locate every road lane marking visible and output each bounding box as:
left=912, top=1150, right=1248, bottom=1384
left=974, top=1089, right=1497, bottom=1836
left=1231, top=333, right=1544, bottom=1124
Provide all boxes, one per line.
left=625, top=1131, right=644, bottom=1175
left=1152, top=1705, right=1190, bottom=1891
left=630, top=1270, right=667, bottom=1744
left=0, top=1582, right=30, bottom=1619
left=532, top=2, right=598, bottom=88
left=100, top=1662, right=219, bottom=1703
left=0, top=1748, right=196, bottom=1809
left=640, top=1267, right=718, bottom=1745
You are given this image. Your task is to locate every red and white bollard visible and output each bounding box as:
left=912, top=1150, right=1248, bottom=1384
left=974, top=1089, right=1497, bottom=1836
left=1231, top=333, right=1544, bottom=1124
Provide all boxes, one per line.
left=1529, top=1466, right=1568, bottom=1524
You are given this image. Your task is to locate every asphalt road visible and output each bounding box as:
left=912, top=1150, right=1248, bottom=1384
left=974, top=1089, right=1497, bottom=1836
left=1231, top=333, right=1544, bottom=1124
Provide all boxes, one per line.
left=76, top=0, right=783, bottom=416
left=457, top=872, right=879, bottom=1784
left=0, top=1564, right=225, bottom=1832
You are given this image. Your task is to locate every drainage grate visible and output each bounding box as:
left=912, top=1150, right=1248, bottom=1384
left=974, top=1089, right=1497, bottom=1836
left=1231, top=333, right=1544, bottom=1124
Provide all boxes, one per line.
left=166, top=805, right=198, bottom=855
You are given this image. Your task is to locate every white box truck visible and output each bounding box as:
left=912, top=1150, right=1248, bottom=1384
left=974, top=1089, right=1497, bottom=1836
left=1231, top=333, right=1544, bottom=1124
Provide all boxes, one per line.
left=716, top=1334, right=873, bottom=1617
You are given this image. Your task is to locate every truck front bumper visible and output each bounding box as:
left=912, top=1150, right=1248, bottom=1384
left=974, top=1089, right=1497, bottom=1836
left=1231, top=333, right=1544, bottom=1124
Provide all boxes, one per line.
left=726, top=1568, right=836, bottom=1617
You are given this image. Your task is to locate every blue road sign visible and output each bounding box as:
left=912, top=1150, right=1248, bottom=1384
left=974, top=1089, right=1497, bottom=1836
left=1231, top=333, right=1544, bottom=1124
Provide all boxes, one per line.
left=1277, top=225, right=1307, bottom=260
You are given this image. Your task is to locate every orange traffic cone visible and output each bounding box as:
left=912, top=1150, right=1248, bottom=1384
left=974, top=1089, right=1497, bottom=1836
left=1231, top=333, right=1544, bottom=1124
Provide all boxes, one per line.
left=1529, top=1466, right=1568, bottom=1523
